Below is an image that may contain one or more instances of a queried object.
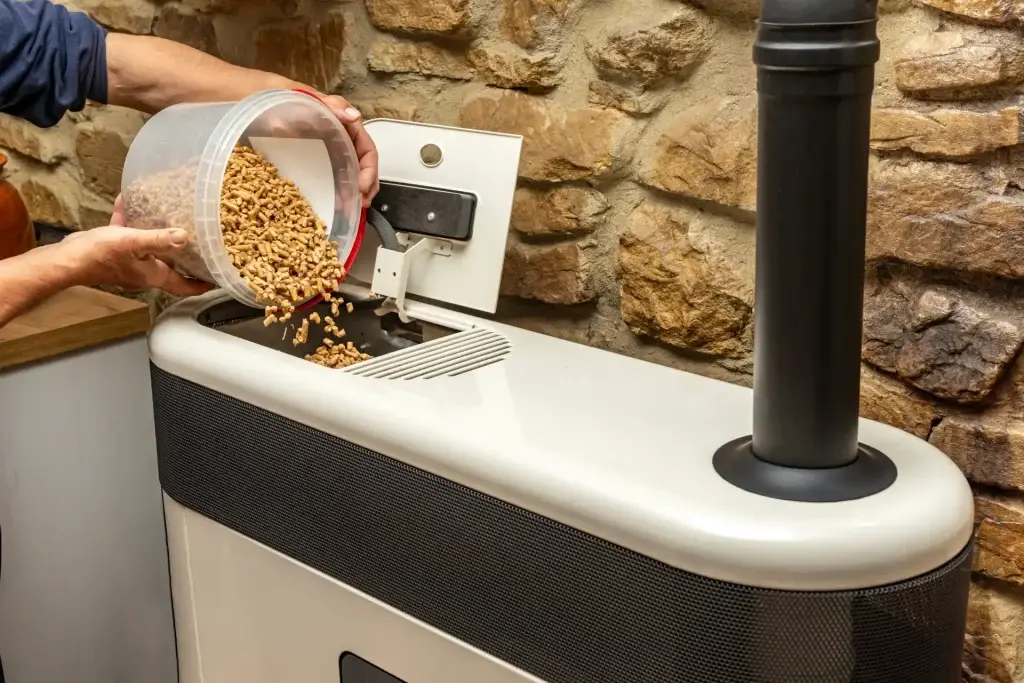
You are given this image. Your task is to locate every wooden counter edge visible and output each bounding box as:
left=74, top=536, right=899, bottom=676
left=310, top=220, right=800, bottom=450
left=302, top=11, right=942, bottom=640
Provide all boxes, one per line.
left=0, top=286, right=151, bottom=372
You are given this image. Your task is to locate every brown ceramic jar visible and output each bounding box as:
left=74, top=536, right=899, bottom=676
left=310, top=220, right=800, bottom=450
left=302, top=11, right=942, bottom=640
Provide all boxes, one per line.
left=0, top=152, right=36, bottom=260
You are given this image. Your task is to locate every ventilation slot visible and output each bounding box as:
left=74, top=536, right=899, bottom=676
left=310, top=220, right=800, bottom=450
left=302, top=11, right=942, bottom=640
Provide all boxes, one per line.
left=345, top=328, right=511, bottom=379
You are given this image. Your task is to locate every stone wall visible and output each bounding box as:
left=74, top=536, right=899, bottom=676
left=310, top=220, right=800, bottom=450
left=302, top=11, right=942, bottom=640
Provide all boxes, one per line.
left=4, top=0, right=1024, bottom=675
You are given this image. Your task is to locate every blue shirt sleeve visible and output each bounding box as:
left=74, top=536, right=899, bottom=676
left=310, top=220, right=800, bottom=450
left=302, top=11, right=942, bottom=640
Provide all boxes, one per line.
left=0, top=0, right=108, bottom=128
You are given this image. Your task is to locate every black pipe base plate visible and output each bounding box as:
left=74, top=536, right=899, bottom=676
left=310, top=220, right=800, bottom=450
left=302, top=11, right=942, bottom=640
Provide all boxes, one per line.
left=713, top=437, right=897, bottom=503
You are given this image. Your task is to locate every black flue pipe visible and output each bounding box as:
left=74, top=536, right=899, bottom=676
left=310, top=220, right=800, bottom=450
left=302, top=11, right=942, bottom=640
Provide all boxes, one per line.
left=713, top=0, right=897, bottom=501
left=751, top=0, right=879, bottom=469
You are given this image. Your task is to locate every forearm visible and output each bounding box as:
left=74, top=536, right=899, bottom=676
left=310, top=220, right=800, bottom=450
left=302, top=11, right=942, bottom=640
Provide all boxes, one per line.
left=0, top=245, right=80, bottom=329
left=105, top=33, right=304, bottom=114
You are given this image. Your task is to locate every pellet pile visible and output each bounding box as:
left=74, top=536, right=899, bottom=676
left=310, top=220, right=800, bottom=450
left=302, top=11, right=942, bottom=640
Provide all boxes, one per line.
left=125, top=145, right=371, bottom=369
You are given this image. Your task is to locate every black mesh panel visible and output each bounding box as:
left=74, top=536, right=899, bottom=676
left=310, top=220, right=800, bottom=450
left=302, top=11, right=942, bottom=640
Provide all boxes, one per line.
left=151, top=365, right=973, bottom=683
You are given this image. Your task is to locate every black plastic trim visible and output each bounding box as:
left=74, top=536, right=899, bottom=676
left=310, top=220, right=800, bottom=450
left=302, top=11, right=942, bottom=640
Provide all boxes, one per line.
left=713, top=436, right=897, bottom=502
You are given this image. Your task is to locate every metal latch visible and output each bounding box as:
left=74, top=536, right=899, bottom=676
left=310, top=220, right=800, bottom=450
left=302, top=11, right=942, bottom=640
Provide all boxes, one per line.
left=367, top=208, right=452, bottom=323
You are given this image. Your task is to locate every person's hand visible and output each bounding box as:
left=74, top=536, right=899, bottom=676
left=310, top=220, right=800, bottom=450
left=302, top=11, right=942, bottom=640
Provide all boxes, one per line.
left=321, top=95, right=380, bottom=208
left=254, top=89, right=379, bottom=209
left=57, top=210, right=213, bottom=297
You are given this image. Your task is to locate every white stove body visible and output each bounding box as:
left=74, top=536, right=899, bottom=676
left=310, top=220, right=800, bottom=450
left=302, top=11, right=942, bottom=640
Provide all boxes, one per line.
left=149, top=120, right=975, bottom=683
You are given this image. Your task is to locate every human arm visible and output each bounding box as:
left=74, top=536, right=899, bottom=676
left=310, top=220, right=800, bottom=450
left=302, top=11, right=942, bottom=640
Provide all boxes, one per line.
left=0, top=0, right=349, bottom=124
left=0, top=227, right=207, bottom=327
left=105, top=33, right=379, bottom=205
left=0, top=0, right=377, bottom=202
left=104, top=33, right=299, bottom=116
left=0, top=244, right=83, bottom=329
left=0, top=221, right=210, bottom=330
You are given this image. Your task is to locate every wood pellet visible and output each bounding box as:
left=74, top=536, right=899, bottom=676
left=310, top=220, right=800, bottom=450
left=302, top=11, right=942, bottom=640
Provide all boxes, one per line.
left=220, top=146, right=339, bottom=314
left=219, top=146, right=369, bottom=368
left=304, top=341, right=371, bottom=369
left=124, top=145, right=372, bottom=370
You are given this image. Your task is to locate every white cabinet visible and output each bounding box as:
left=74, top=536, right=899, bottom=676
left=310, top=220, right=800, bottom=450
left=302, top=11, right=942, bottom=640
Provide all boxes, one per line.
left=0, top=288, right=176, bottom=683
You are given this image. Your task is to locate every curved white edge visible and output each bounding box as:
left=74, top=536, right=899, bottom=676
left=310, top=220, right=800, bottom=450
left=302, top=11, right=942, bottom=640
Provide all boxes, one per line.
left=150, top=292, right=975, bottom=592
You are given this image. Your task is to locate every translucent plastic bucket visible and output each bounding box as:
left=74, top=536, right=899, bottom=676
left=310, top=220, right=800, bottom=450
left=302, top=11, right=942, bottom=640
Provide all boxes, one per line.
left=121, top=89, right=363, bottom=308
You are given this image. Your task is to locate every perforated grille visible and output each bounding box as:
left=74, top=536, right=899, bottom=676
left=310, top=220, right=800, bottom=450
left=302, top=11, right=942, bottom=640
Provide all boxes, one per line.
left=344, top=327, right=510, bottom=379
left=151, top=366, right=973, bottom=683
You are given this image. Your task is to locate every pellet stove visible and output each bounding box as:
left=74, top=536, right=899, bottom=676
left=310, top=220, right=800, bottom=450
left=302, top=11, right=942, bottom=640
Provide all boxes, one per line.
left=149, top=0, right=976, bottom=680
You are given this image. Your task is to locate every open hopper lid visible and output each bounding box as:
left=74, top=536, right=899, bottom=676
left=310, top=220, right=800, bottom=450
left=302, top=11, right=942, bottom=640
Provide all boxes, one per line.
left=347, top=120, right=523, bottom=316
